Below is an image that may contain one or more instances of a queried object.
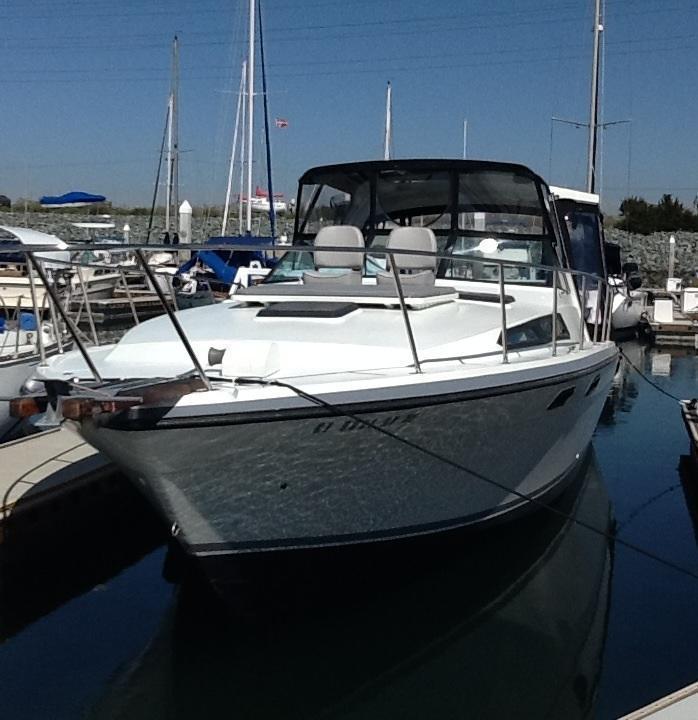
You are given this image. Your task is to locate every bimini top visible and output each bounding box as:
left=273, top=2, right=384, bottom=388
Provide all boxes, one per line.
left=293, top=158, right=554, bottom=243
left=298, top=158, right=546, bottom=187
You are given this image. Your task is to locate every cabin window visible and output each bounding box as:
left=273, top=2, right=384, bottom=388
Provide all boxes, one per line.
left=497, top=314, right=570, bottom=350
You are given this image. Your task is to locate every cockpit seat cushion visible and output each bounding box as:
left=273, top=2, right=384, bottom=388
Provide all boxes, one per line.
left=385, top=226, right=438, bottom=272
left=311, top=225, right=365, bottom=270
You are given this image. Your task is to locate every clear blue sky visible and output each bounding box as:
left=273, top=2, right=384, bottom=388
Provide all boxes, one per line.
left=1, top=0, right=697, bottom=215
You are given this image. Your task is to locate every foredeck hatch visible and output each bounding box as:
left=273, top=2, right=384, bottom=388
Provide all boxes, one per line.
left=256, top=301, right=359, bottom=319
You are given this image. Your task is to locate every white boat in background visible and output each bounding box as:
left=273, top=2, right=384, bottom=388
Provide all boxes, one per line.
left=551, top=186, right=645, bottom=334
left=19, top=159, right=617, bottom=586
left=0, top=320, right=63, bottom=442
left=0, top=225, right=120, bottom=306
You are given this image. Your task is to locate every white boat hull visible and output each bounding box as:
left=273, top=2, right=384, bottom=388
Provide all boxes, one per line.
left=77, top=353, right=616, bottom=558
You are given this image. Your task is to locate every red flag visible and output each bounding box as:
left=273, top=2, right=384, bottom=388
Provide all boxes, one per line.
left=275, top=118, right=288, bottom=128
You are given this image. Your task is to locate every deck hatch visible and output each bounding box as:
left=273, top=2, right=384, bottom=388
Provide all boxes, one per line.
left=256, top=301, right=359, bottom=319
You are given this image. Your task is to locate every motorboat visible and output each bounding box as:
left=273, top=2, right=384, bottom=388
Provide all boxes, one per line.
left=15, top=159, right=618, bottom=579
left=551, top=186, right=645, bottom=333
left=0, top=317, right=64, bottom=442
left=247, top=187, right=288, bottom=215
left=173, top=235, right=274, bottom=305
left=0, top=226, right=119, bottom=307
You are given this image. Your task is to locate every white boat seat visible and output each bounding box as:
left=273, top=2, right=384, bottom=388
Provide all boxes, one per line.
left=303, top=225, right=365, bottom=285
left=377, top=226, right=437, bottom=286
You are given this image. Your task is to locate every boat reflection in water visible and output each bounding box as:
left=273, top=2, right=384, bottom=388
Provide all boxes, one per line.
left=88, top=449, right=614, bottom=720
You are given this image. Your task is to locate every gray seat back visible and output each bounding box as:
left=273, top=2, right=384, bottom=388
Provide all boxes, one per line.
left=385, top=227, right=437, bottom=272
left=313, top=225, right=365, bottom=270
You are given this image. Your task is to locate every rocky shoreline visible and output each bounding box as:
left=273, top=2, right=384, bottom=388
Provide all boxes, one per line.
left=0, top=211, right=291, bottom=245
left=1, top=211, right=694, bottom=287
left=606, top=229, right=698, bottom=288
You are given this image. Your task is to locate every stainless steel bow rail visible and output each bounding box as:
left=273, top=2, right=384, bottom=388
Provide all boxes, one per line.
left=0, top=241, right=615, bottom=389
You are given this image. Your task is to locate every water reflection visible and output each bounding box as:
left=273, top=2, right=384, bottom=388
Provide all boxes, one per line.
left=0, top=477, right=166, bottom=641
left=89, top=451, right=614, bottom=720
left=599, top=343, right=644, bottom=425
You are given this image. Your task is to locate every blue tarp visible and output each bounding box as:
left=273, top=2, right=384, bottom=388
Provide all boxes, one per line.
left=40, top=191, right=106, bottom=208
left=178, top=235, right=275, bottom=286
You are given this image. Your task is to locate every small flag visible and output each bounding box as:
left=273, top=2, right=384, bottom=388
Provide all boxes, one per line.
left=275, top=118, right=288, bottom=128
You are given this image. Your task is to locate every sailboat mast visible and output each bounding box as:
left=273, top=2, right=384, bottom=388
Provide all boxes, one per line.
left=165, top=93, right=173, bottom=232
left=383, top=81, right=392, bottom=160
left=246, top=0, right=256, bottom=234
left=258, top=0, right=276, bottom=240
left=222, top=62, right=246, bottom=236
left=586, top=0, right=602, bottom=193
left=172, top=35, right=180, bottom=228
left=239, top=61, right=247, bottom=235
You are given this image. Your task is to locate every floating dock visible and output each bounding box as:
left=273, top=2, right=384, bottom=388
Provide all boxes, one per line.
left=0, top=427, right=116, bottom=540
left=639, top=287, right=698, bottom=346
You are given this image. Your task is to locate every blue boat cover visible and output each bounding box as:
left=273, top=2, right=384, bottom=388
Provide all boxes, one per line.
left=178, top=235, right=276, bottom=285
left=40, top=191, right=107, bottom=207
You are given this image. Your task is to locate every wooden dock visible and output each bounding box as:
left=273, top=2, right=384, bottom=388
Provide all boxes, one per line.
left=70, top=292, right=170, bottom=325
left=0, top=427, right=116, bottom=540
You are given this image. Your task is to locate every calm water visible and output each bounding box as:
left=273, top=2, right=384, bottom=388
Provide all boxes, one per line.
left=2, top=340, right=698, bottom=719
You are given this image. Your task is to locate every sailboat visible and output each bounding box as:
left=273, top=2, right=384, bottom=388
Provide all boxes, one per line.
left=175, top=0, right=278, bottom=299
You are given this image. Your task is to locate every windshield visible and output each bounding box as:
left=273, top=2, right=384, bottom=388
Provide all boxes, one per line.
left=271, top=163, right=557, bottom=285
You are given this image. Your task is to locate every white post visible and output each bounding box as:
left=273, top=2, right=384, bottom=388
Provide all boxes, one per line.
left=223, top=62, right=246, bottom=236
left=383, top=81, right=392, bottom=160
left=179, top=200, right=192, bottom=243
left=179, top=200, right=192, bottom=260
left=123, top=223, right=130, bottom=243
left=668, top=234, right=676, bottom=281
left=245, top=0, right=256, bottom=234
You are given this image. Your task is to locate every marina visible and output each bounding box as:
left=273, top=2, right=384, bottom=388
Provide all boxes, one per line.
left=2, top=0, right=698, bottom=716
left=1, top=341, right=698, bottom=719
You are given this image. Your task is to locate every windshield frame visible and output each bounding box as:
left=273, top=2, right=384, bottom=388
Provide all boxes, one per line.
left=270, top=161, right=562, bottom=286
